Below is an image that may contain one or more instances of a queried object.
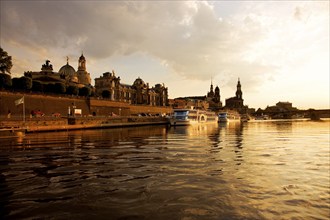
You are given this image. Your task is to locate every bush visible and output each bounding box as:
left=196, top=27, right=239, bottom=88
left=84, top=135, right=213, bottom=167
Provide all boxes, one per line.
left=67, top=85, right=79, bottom=95
left=11, top=76, right=32, bottom=91
left=102, top=90, right=111, bottom=98
left=32, top=81, right=43, bottom=92
left=12, top=77, right=20, bottom=90
left=44, top=83, right=55, bottom=93
left=20, top=76, right=32, bottom=91
left=54, top=82, right=66, bottom=94
left=79, top=86, right=91, bottom=97
left=0, top=73, right=12, bottom=89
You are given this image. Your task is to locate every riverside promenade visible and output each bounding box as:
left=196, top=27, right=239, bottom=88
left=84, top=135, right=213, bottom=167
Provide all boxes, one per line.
left=0, top=115, right=169, bottom=134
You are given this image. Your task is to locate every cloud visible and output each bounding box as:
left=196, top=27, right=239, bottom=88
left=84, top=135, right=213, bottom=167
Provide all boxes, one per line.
left=1, top=2, right=269, bottom=78
left=1, top=1, right=329, bottom=108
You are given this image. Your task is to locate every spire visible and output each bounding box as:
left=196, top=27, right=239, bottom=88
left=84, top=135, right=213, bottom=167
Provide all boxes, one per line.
left=207, top=77, right=215, bottom=98
left=236, top=77, right=242, bottom=99
left=210, top=77, right=214, bottom=92
left=66, top=56, right=69, bottom=65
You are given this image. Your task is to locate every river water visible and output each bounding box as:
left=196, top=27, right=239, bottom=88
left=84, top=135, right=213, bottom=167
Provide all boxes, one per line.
left=0, top=120, right=329, bottom=220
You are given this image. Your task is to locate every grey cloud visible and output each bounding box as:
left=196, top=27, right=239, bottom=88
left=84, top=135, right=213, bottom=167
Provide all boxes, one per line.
left=1, top=1, right=280, bottom=87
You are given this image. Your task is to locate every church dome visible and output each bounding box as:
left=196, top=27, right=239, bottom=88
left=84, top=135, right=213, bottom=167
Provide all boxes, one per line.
left=59, top=63, right=76, bottom=78
left=133, top=77, right=146, bottom=87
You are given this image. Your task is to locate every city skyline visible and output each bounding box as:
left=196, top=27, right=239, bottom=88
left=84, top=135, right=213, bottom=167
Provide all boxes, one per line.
left=1, top=1, right=329, bottom=109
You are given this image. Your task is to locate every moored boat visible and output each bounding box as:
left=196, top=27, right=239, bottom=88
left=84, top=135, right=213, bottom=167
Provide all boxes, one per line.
left=218, top=111, right=241, bottom=123
left=169, top=109, right=218, bottom=126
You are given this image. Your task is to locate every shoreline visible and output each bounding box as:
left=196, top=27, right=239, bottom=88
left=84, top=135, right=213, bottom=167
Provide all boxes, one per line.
left=0, top=116, right=170, bottom=136
left=24, top=120, right=169, bottom=133
left=1, top=117, right=328, bottom=137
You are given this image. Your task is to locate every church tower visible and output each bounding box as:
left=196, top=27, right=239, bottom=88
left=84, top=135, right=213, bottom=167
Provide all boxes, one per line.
left=214, top=85, right=220, bottom=103
left=207, top=79, right=214, bottom=99
left=78, top=54, right=86, bottom=71
left=225, top=78, right=245, bottom=113
left=235, top=78, right=242, bottom=99
left=210, top=82, right=214, bottom=94
left=76, top=53, right=91, bottom=85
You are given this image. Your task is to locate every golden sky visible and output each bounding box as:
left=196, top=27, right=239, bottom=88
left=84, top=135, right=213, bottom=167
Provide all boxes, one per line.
left=0, top=1, right=329, bottom=109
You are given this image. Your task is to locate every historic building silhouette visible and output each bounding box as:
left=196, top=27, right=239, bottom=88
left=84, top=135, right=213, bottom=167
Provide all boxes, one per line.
left=24, top=54, right=92, bottom=88
left=23, top=53, right=168, bottom=107
left=225, top=78, right=249, bottom=113
left=206, top=80, right=222, bottom=110
left=225, top=78, right=243, bottom=108
left=94, top=71, right=168, bottom=106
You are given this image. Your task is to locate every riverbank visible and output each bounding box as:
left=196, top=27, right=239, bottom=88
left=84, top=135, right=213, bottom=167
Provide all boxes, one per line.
left=0, top=116, right=169, bottom=134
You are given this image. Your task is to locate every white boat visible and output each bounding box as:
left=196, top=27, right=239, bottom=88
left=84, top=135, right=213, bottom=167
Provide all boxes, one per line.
left=169, top=109, right=218, bottom=126
left=218, top=111, right=241, bottom=123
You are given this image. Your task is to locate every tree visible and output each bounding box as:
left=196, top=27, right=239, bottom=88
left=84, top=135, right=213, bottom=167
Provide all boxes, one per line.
left=79, top=86, right=91, bottom=97
left=11, top=76, right=32, bottom=91
left=54, top=82, right=66, bottom=94
left=20, top=76, right=32, bottom=91
left=44, top=83, right=55, bottom=93
left=0, top=73, right=12, bottom=89
left=102, top=90, right=111, bottom=98
left=66, top=85, right=79, bottom=95
left=12, top=77, right=20, bottom=90
left=32, top=81, right=44, bottom=92
left=0, top=48, right=13, bottom=74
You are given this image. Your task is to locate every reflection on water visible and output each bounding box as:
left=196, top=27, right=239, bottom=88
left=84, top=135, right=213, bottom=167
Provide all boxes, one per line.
left=0, top=121, right=329, bottom=219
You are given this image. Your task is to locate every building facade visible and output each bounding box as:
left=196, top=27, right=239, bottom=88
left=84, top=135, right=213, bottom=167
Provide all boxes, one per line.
left=94, top=71, right=168, bottom=106
left=24, top=54, right=92, bottom=88
left=225, top=78, right=244, bottom=109
left=206, top=81, right=222, bottom=110
left=225, top=78, right=250, bottom=113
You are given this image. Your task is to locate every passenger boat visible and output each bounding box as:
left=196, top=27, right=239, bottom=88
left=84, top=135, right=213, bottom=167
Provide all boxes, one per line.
left=169, top=109, right=218, bottom=126
left=218, top=111, right=241, bottom=123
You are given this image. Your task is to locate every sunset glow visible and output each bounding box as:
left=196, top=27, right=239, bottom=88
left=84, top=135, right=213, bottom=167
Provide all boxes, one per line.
left=0, top=1, right=328, bottom=109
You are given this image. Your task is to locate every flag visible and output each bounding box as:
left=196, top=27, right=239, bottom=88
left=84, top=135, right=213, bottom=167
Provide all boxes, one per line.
left=15, top=97, right=24, bottom=106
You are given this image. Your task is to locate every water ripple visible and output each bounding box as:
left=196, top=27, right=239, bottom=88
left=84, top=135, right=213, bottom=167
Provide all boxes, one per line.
left=0, top=122, right=329, bottom=219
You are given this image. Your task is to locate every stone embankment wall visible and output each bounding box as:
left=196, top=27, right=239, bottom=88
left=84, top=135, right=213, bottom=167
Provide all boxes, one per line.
left=0, top=92, right=89, bottom=118
left=0, top=91, right=172, bottom=118
left=0, top=113, right=169, bottom=132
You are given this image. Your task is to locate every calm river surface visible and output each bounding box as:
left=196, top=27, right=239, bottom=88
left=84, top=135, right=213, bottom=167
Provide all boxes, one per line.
left=0, top=120, right=329, bottom=219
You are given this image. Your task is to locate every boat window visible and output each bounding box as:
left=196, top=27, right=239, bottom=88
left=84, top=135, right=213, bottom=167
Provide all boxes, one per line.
left=174, top=111, right=189, bottom=116
left=218, top=113, right=227, bottom=118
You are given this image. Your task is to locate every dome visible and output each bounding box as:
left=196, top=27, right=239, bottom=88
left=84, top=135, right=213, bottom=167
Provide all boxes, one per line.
left=133, top=77, right=146, bottom=87
left=59, top=63, right=76, bottom=77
